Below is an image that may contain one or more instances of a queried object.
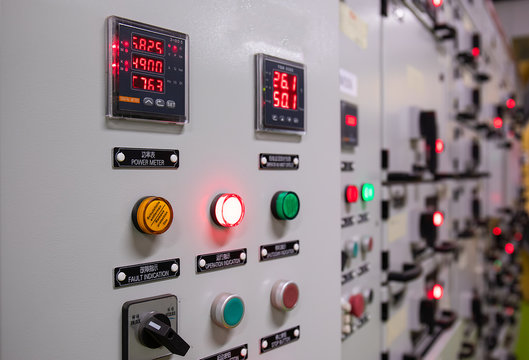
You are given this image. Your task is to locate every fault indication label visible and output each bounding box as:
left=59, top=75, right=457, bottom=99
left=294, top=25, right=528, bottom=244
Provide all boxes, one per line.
left=113, top=147, right=179, bottom=169
left=114, top=258, right=180, bottom=288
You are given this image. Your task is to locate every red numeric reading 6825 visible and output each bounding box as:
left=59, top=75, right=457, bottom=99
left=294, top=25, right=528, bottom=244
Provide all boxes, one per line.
left=132, top=34, right=164, bottom=55
left=132, top=74, right=164, bottom=93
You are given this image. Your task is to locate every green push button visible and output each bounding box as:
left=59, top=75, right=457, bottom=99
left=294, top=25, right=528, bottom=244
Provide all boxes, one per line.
left=223, top=296, right=245, bottom=327
left=361, top=183, right=375, bottom=202
left=272, top=191, right=300, bottom=220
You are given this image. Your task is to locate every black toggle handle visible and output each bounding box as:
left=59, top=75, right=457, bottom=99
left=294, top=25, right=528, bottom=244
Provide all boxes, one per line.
left=139, top=312, right=190, bottom=356
left=458, top=342, right=475, bottom=359
left=434, top=241, right=458, bottom=253
left=388, top=263, right=423, bottom=282
left=436, top=310, right=457, bottom=329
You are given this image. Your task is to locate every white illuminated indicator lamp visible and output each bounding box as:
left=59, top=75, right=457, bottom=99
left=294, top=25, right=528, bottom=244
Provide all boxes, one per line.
left=432, top=284, right=443, bottom=300
left=212, top=193, right=245, bottom=227
left=433, top=211, right=444, bottom=227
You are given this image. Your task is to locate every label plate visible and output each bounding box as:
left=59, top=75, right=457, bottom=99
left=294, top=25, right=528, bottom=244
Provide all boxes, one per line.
left=260, top=326, right=300, bottom=353
left=200, top=344, right=248, bottom=360
left=113, top=147, right=179, bottom=169
left=259, top=153, right=299, bottom=170
left=260, top=240, right=300, bottom=261
left=196, top=249, right=247, bottom=273
left=114, top=258, right=180, bottom=288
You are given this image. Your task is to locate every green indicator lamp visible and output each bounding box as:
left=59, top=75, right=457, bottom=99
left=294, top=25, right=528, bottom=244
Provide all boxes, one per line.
left=361, top=183, right=375, bottom=202
left=272, top=191, right=300, bottom=220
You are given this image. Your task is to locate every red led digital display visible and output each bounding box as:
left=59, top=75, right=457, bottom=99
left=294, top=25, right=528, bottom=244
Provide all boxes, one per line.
left=132, top=34, right=164, bottom=55
left=272, top=71, right=298, bottom=110
left=132, top=74, right=164, bottom=93
left=132, top=54, right=164, bottom=74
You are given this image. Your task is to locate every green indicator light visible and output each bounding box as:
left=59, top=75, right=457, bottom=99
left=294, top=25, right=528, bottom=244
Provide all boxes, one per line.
left=273, top=191, right=300, bottom=220
left=223, top=297, right=244, bottom=327
left=361, top=183, right=375, bottom=202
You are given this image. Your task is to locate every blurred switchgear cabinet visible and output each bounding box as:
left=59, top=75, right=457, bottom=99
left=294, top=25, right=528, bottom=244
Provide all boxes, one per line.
left=0, top=0, right=524, bottom=359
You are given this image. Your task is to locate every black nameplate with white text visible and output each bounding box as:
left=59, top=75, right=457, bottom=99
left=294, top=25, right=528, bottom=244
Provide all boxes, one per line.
left=259, top=153, right=299, bottom=170
left=113, top=147, right=179, bottom=168
left=114, top=258, right=180, bottom=288
left=200, top=344, right=248, bottom=360
left=260, top=326, right=300, bottom=353
left=260, top=240, right=300, bottom=261
left=196, top=249, right=247, bottom=273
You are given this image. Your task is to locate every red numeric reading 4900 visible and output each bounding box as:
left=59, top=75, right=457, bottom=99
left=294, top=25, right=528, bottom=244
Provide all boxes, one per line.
left=132, top=54, right=164, bottom=74
left=132, top=74, right=164, bottom=93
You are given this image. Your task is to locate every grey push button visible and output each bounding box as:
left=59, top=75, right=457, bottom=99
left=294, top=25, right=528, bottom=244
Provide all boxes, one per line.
left=155, top=99, right=165, bottom=107
left=144, top=97, right=154, bottom=106
left=166, top=100, right=176, bottom=109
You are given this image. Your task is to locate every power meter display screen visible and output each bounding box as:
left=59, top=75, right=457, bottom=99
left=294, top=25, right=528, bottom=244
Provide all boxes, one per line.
left=256, top=54, right=305, bottom=133
left=107, top=16, right=189, bottom=124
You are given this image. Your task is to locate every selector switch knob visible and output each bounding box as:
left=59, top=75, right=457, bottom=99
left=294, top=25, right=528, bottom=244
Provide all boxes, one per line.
left=132, top=196, right=173, bottom=234
left=211, top=293, right=245, bottom=328
left=271, top=191, right=300, bottom=220
left=361, top=236, right=373, bottom=254
left=271, top=280, right=299, bottom=311
left=349, top=294, right=365, bottom=318
left=138, top=311, right=190, bottom=356
left=345, top=238, right=359, bottom=258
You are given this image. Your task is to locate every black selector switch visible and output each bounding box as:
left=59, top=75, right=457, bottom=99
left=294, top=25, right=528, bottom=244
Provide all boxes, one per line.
left=138, top=312, right=190, bottom=356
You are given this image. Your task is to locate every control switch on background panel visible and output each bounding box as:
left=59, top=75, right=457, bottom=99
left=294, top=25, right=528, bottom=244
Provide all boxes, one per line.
left=340, top=101, right=358, bottom=147
left=122, top=295, right=189, bottom=360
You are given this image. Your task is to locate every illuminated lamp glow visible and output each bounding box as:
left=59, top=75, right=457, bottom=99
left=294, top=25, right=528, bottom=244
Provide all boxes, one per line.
left=435, top=139, right=444, bottom=153
left=515, top=232, right=523, bottom=241
left=432, top=0, right=443, bottom=7
left=505, top=307, right=514, bottom=316
left=493, top=226, right=502, bottom=236
left=345, top=115, right=357, bottom=127
left=506, top=99, right=516, bottom=109
left=173, top=45, right=178, bottom=52
left=493, top=117, right=503, bottom=129
left=505, top=242, right=514, bottom=255
left=432, top=284, right=444, bottom=300
left=124, top=41, right=129, bottom=47
left=433, top=211, right=444, bottom=227
left=345, top=185, right=359, bottom=203
left=472, top=47, right=480, bottom=57
left=212, top=194, right=245, bottom=227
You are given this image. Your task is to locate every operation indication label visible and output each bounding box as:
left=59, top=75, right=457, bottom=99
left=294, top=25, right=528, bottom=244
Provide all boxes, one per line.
left=113, top=147, right=179, bottom=169
left=114, top=258, right=180, bottom=288
left=196, top=249, right=247, bottom=273
left=200, top=344, right=248, bottom=360
left=260, top=240, right=300, bottom=261
left=260, top=326, right=300, bottom=353
left=259, top=153, right=299, bottom=170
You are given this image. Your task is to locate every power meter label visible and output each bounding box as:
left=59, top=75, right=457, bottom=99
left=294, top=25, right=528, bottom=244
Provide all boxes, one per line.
left=113, top=147, right=179, bottom=169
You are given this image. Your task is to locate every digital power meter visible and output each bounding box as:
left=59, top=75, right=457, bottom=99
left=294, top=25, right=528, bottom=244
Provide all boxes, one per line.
left=256, top=54, right=305, bottom=134
left=107, top=16, right=189, bottom=124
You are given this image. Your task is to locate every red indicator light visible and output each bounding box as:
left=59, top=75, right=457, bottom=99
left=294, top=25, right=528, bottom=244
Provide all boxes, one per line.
left=432, top=0, right=443, bottom=7
left=123, top=41, right=129, bottom=47
left=435, top=139, right=444, bottom=153
left=173, top=45, right=178, bottom=52
left=472, top=47, right=480, bottom=57
left=211, top=193, right=245, bottom=227
left=432, top=284, right=443, bottom=300
left=493, top=117, right=503, bottom=129
left=493, top=227, right=502, bottom=236
left=505, top=242, right=514, bottom=254
left=433, top=211, right=444, bottom=227
left=515, top=232, right=522, bottom=241
left=505, top=307, right=514, bottom=316
left=112, top=63, right=117, bottom=68
left=272, top=71, right=298, bottom=110
left=506, top=98, right=516, bottom=109
left=345, top=185, right=359, bottom=203
left=345, top=115, right=357, bottom=127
